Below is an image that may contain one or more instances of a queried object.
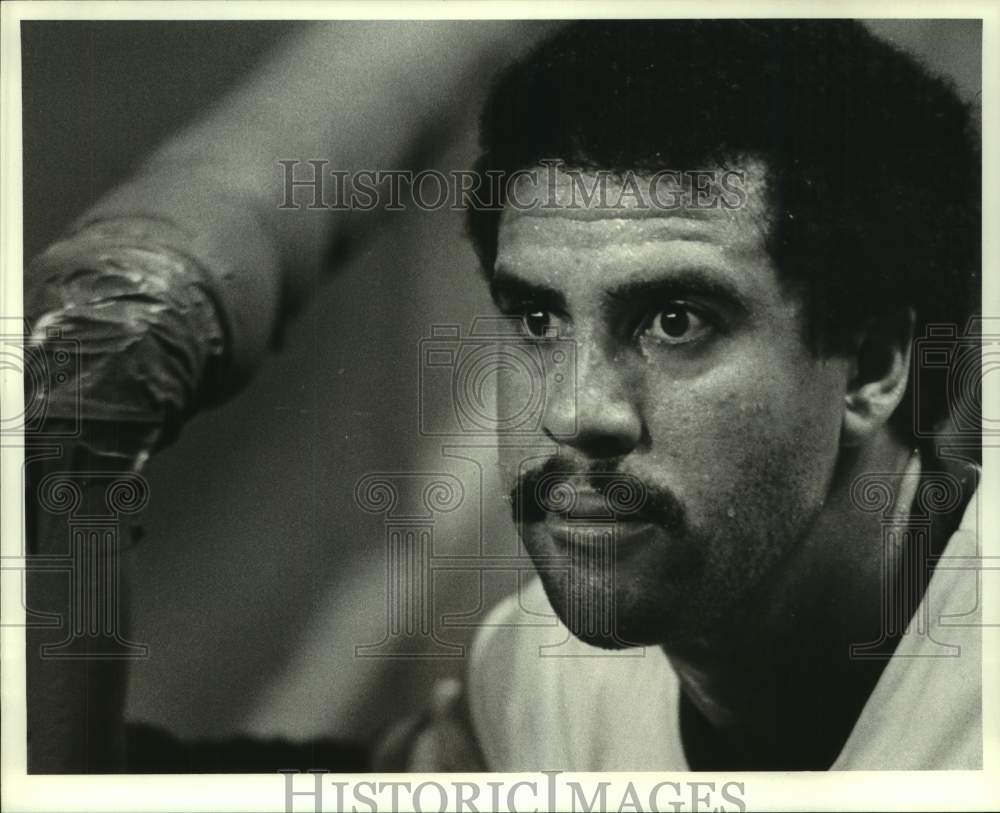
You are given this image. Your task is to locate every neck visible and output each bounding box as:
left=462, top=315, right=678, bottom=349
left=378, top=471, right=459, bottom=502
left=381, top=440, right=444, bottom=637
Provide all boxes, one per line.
left=668, top=430, right=919, bottom=769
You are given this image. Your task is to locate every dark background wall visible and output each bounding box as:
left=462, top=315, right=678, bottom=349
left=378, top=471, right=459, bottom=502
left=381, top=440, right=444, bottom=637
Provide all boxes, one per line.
left=20, top=19, right=982, bottom=745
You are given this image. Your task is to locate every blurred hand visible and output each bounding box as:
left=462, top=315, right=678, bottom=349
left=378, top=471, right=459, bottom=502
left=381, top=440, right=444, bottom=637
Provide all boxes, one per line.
left=373, top=678, right=486, bottom=772
left=24, top=218, right=227, bottom=464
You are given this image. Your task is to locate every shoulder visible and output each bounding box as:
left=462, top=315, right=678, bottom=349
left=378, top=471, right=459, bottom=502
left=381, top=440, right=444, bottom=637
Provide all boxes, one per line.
left=837, top=476, right=984, bottom=769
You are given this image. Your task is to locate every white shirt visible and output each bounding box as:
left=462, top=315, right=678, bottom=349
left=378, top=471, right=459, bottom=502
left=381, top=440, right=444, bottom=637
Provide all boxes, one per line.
left=468, top=478, right=981, bottom=771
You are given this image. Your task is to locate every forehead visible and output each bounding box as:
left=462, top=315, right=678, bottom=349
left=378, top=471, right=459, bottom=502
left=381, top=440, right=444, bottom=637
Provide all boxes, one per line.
left=495, top=163, right=775, bottom=285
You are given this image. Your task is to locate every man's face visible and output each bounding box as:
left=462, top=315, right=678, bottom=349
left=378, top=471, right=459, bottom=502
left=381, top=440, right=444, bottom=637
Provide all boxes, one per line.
left=492, top=164, right=851, bottom=651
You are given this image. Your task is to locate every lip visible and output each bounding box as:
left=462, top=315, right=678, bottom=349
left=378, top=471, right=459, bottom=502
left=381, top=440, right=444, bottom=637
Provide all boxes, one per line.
left=540, top=515, right=660, bottom=559
left=559, top=492, right=620, bottom=520
left=535, top=486, right=647, bottom=520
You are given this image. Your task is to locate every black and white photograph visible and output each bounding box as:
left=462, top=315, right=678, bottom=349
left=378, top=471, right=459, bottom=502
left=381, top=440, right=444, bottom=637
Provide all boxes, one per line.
left=1, top=3, right=997, bottom=811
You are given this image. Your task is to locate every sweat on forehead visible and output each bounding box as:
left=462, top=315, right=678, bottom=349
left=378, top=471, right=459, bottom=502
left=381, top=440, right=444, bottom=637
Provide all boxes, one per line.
left=493, top=168, right=778, bottom=314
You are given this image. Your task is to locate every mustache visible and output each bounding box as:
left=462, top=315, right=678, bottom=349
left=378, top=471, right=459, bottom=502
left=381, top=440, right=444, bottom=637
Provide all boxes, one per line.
left=510, top=457, right=686, bottom=531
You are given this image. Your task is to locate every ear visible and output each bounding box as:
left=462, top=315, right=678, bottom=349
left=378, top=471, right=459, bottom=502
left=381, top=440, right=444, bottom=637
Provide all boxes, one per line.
left=841, top=309, right=915, bottom=447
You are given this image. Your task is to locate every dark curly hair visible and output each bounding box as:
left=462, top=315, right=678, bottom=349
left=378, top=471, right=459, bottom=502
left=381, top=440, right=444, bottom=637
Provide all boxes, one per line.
left=467, top=20, right=980, bottom=442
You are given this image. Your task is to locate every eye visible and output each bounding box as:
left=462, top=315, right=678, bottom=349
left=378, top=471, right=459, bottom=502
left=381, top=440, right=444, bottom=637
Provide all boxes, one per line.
left=639, top=302, right=711, bottom=345
left=519, top=308, right=555, bottom=339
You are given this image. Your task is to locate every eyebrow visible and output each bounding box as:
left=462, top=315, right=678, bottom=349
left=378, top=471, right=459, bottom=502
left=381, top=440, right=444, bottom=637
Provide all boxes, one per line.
left=604, top=270, right=750, bottom=316
left=489, top=271, right=567, bottom=312
left=490, top=266, right=750, bottom=316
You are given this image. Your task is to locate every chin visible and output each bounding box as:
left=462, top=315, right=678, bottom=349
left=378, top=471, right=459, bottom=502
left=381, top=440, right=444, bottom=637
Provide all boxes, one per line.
left=530, top=557, right=669, bottom=650
left=520, top=520, right=715, bottom=651
left=540, top=576, right=676, bottom=649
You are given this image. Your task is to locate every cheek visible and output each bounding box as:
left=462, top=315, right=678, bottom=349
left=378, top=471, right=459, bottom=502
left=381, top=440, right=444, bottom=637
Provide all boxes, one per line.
left=642, top=353, right=847, bottom=524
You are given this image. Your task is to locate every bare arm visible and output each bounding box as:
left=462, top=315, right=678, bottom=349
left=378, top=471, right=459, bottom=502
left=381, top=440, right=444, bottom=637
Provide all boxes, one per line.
left=48, top=21, right=555, bottom=403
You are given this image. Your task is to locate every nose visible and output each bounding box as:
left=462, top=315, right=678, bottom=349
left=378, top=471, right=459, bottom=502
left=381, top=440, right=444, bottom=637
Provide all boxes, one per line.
left=543, top=344, right=644, bottom=459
